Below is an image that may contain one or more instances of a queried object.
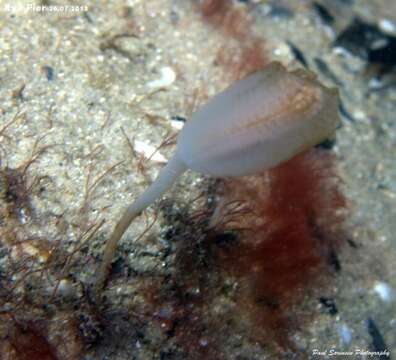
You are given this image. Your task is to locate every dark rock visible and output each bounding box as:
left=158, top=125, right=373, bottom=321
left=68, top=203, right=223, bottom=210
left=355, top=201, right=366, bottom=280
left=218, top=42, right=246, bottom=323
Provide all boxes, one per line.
left=171, top=115, right=187, bottom=123
left=312, top=2, right=335, bottom=26
left=214, top=231, right=238, bottom=249
left=316, top=138, right=336, bottom=150
left=314, top=58, right=343, bottom=86
left=327, top=248, right=342, bottom=272
left=319, top=297, right=338, bottom=315
left=334, top=17, right=396, bottom=72
left=366, top=318, right=389, bottom=354
left=42, top=65, right=54, bottom=81
left=287, top=41, right=309, bottom=68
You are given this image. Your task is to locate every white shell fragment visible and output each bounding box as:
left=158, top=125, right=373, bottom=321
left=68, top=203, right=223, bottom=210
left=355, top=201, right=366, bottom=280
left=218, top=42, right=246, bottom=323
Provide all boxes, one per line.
left=379, top=19, right=396, bottom=35
left=147, top=66, right=176, bottom=89
left=177, top=62, right=340, bottom=176
left=170, top=119, right=184, bottom=130
left=134, top=140, right=167, bottom=163
left=373, top=281, right=396, bottom=303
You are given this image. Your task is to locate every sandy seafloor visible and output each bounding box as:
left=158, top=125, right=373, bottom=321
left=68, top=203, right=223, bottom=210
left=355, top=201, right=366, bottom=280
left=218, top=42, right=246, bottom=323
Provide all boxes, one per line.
left=0, top=0, right=395, bottom=359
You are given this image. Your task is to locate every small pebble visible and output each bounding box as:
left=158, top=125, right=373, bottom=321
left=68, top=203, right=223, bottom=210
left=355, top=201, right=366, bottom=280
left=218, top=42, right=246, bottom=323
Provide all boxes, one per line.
left=273, top=42, right=292, bottom=59
left=57, top=279, right=75, bottom=298
left=337, top=323, right=353, bottom=345
left=353, top=109, right=366, bottom=121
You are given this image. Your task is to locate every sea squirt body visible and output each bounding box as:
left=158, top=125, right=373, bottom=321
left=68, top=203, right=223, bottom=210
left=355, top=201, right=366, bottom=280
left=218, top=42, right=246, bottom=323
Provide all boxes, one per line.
left=96, top=62, right=341, bottom=292
left=176, top=62, right=340, bottom=177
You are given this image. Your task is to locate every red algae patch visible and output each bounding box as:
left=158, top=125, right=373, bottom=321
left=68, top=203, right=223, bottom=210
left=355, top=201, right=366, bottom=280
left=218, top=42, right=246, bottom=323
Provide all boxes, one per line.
left=213, top=149, right=348, bottom=348
left=196, top=0, right=269, bottom=80
left=141, top=149, right=349, bottom=357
